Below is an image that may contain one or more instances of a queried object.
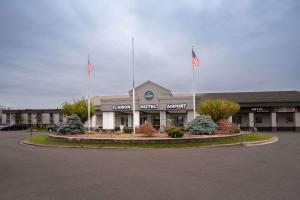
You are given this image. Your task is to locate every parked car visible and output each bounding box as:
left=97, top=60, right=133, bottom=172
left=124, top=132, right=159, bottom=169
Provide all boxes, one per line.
left=1, top=124, right=27, bottom=131
left=47, top=123, right=62, bottom=133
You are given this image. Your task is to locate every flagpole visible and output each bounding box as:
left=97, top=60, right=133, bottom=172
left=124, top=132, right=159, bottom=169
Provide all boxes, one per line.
left=132, top=37, right=136, bottom=135
left=192, top=46, right=196, bottom=120
left=88, top=54, right=91, bottom=133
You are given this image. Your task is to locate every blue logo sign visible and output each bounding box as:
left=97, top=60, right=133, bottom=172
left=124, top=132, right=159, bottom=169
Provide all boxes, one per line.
left=144, top=90, right=154, bottom=100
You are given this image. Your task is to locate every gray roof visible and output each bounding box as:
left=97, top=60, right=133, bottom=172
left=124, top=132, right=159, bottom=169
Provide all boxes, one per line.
left=196, top=91, right=300, bottom=103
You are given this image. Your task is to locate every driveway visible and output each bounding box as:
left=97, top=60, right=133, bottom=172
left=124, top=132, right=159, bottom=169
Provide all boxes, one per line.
left=0, top=131, right=299, bottom=200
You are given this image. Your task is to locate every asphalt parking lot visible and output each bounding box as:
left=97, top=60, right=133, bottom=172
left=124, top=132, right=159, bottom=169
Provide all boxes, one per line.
left=0, top=131, right=299, bottom=200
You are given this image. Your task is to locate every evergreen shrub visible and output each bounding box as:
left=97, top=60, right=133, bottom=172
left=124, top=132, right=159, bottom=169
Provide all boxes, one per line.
left=186, top=115, right=217, bottom=135
left=57, top=114, right=85, bottom=135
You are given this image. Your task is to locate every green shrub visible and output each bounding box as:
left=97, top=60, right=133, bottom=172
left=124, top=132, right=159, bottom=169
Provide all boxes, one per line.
left=198, top=99, right=240, bottom=122
left=186, top=115, right=217, bottom=135
left=166, top=127, right=184, bottom=138
left=123, top=127, right=133, bottom=134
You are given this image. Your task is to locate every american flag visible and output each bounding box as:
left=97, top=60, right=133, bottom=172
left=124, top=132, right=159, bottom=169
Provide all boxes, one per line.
left=192, top=49, right=200, bottom=67
left=88, top=59, right=93, bottom=74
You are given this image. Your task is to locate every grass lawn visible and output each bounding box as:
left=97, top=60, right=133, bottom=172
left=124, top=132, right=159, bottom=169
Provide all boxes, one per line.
left=26, top=133, right=274, bottom=148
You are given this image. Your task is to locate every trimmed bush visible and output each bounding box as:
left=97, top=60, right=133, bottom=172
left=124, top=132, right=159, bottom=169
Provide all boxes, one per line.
left=123, top=127, right=133, bottom=134
left=186, top=115, right=217, bottom=135
left=198, top=99, right=240, bottom=122
left=137, top=121, right=157, bottom=137
left=216, top=119, right=240, bottom=134
left=166, top=127, right=184, bottom=138
left=57, top=114, right=85, bottom=135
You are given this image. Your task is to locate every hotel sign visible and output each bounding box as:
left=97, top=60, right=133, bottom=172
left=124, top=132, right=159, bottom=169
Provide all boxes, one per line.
left=112, top=105, right=131, bottom=110
left=166, top=103, right=187, bottom=109
left=276, top=107, right=296, bottom=113
left=140, top=104, right=158, bottom=109
left=251, top=108, right=270, bottom=113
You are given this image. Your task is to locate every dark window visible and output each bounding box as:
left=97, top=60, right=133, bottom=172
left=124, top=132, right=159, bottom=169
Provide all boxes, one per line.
left=50, top=113, right=53, bottom=124
left=121, top=116, right=128, bottom=127
left=28, top=113, right=32, bottom=124
left=233, top=115, right=242, bottom=124
left=37, top=113, right=42, bottom=124
left=6, top=113, right=10, bottom=124
left=255, top=116, right=262, bottom=124
left=140, top=116, right=147, bottom=125
left=286, top=116, right=294, bottom=123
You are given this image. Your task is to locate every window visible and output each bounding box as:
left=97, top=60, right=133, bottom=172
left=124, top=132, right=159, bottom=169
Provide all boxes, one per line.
left=233, top=116, right=242, bottom=124
left=28, top=113, right=32, bottom=124
left=121, top=116, right=128, bottom=127
left=286, top=116, right=294, bottom=123
left=255, top=116, right=262, bottom=124
left=6, top=113, right=10, bottom=124
left=140, top=116, right=147, bottom=125
left=50, top=113, right=53, bottom=124
left=37, top=113, right=42, bottom=124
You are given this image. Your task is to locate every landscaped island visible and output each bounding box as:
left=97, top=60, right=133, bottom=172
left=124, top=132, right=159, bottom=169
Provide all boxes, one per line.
left=26, top=133, right=274, bottom=148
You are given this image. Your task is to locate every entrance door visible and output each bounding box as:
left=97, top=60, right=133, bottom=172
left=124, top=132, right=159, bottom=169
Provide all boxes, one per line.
left=152, top=115, right=160, bottom=129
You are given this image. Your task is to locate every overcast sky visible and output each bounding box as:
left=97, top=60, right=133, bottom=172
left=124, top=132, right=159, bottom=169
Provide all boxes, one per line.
left=0, top=0, right=299, bottom=109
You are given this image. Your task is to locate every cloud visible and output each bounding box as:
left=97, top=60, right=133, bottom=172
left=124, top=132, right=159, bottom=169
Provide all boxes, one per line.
left=0, top=0, right=299, bottom=108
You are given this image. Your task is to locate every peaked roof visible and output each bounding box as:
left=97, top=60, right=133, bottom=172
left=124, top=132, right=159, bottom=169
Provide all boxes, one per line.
left=128, top=80, right=172, bottom=94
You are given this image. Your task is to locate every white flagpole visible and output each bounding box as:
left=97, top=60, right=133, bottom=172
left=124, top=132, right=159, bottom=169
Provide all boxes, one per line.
left=88, top=54, right=91, bottom=133
left=132, top=37, right=136, bottom=134
left=193, top=63, right=196, bottom=120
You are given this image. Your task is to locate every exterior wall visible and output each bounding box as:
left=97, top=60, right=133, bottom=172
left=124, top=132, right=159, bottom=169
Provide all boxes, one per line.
left=21, top=113, right=28, bottom=124
left=295, top=112, right=300, bottom=131
left=42, top=113, right=50, bottom=125
left=2, top=114, right=7, bottom=125
left=31, top=114, right=37, bottom=126
left=277, top=113, right=295, bottom=127
left=53, top=113, right=60, bottom=124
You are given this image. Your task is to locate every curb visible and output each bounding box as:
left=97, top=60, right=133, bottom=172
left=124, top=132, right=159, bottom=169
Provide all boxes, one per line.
left=20, top=139, right=242, bottom=150
left=20, top=136, right=278, bottom=150
left=241, top=136, right=279, bottom=146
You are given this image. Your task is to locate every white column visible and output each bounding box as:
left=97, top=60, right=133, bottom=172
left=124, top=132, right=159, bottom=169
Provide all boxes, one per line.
left=271, top=112, right=277, bottom=131
left=91, top=115, right=97, bottom=128
left=160, top=111, right=166, bottom=129
left=2, top=114, right=6, bottom=125
left=133, top=111, right=140, bottom=128
left=128, top=114, right=132, bottom=128
left=102, top=112, right=115, bottom=130
left=249, top=112, right=254, bottom=128
left=228, top=116, right=233, bottom=123
left=187, top=111, right=194, bottom=123
left=103, top=112, right=115, bottom=130
left=294, top=112, right=300, bottom=132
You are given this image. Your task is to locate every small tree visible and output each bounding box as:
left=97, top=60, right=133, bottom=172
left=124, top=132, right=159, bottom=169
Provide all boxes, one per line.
left=186, top=115, right=217, bottom=135
left=62, top=98, right=95, bottom=123
left=197, top=99, right=240, bottom=122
